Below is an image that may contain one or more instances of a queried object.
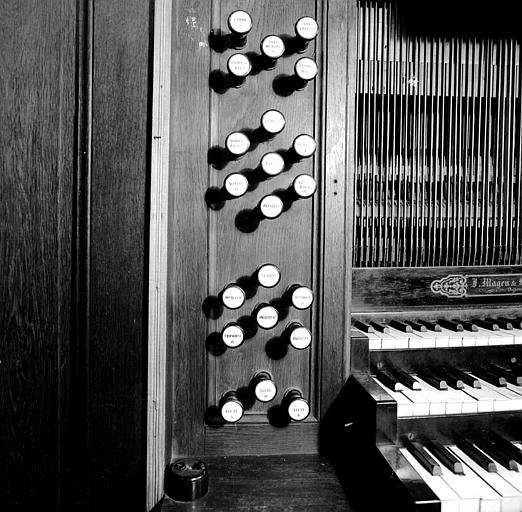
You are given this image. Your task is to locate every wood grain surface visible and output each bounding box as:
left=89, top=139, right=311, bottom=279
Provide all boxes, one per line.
left=168, top=0, right=211, bottom=458
left=0, top=1, right=76, bottom=508
left=160, top=454, right=354, bottom=511
left=87, top=0, right=151, bottom=509
left=209, top=0, right=317, bottom=419
left=166, top=0, right=354, bottom=460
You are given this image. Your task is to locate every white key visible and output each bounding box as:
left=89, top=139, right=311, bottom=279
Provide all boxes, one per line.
left=446, top=445, right=503, bottom=512
left=477, top=380, right=522, bottom=411
left=449, top=445, right=522, bottom=512
left=400, top=386, right=440, bottom=416
left=469, top=376, right=513, bottom=412
left=510, top=328, right=522, bottom=345
left=367, top=333, right=382, bottom=350
left=460, top=383, right=495, bottom=413
left=488, top=329, right=515, bottom=346
left=372, top=378, right=414, bottom=417
left=472, top=326, right=497, bottom=346
left=372, top=329, right=401, bottom=349
left=442, top=327, right=463, bottom=348
left=423, top=447, right=481, bottom=512
left=489, top=457, right=522, bottom=494
left=441, top=385, right=480, bottom=414
left=413, top=376, right=464, bottom=415
left=409, top=329, right=437, bottom=349
left=399, top=448, right=460, bottom=512
left=506, top=383, right=522, bottom=397
left=385, top=326, right=410, bottom=349
left=461, top=330, right=477, bottom=347
left=433, top=328, right=451, bottom=348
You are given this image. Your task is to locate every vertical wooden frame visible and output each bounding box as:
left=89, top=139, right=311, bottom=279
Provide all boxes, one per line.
left=147, top=0, right=172, bottom=508
left=168, top=0, right=211, bottom=459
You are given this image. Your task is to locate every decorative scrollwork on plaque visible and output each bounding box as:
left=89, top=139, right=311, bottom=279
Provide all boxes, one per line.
left=430, top=274, right=467, bottom=298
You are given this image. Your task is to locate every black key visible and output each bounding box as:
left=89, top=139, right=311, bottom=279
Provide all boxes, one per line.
left=389, top=367, right=421, bottom=390
left=471, top=367, right=507, bottom=387
left=375, top=369, right=403, bottom=392
left=438, top=319, right=464, bottom=332
left=405, top=320, right=427, bottom=332
left=403, top=438, right=442, bottom=476
left=446, top=367, right=481, bottom=388
left=474, top=439, right=518, bottom=471
left=418, top=320, right=442, bottom=332
left=389, top=320, right=413, bottom=333
left=498, top=317, right=522, bottom=329
left=459, top=320, right=479, bottom=332
left=456, top=439, right=497, bottom=472
left=426, top=440, right=464, bottom=475
left=353, top=320, right=374, bottom=333
left=488, top=431, right=522, bottom=465
left=485, top=363, right=522, bottom=386
left=472, top=318, right=500, bottom=331
left=418, top=369, right=447, bottom=390
left=369, top=321, right=390, bottom=334
left=438, top=367, right=465, bottom=389
left=487, top=317, right=513, bottom=330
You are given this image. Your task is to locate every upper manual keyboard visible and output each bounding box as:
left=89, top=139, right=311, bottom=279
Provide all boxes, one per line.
left=353, top=317, right=522, bottom=350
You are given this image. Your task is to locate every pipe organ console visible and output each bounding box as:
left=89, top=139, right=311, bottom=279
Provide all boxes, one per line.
left=156, top=0, right=522, bottom=509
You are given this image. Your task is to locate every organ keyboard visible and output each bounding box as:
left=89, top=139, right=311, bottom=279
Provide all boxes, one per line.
left=320, top=1, right=522, bottom=510
left=354, top=317, right=522, bottom=350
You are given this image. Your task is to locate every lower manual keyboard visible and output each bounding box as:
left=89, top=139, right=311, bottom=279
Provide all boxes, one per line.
left=373, top=367, right=522, bottom=417
left=398, top=436, right=522, bottom=512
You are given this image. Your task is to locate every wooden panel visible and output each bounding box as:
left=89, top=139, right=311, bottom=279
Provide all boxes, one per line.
left=88, top=0, right=151, bottom=508
left=161, top=454, right=353, bottom=511
left=320, top=0, right=355, bottom=411
left=165, top=0, right=355, bottom=460
left=0, top=1, right=76, bottom=508
left=208, top=0, right=318, bottom=426
left=169, top=0, right=211, bottom=457
left=352, top=265, right=522, bottom=311
left=204, top=422, right=318, bottom=455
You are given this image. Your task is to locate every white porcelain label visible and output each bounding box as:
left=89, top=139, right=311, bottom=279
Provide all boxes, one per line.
left=224, top=173, right=249, bottom=197
left=221, top=324, right=244, bottom=348
left=293, top=134, right=316, bottom=157
left=261, top=110, right=286, bottom=134
left=291, top=286, right=313, bottom=309
left=293, top=174, right=317, bottom=198
left=254, top=379, right=277, bottom=402
left=257, top=264, right=281, bottom=288
left=289, top=327, right=312, bottom=349
left=228, top=54, right=252, bottom=77
left=261, top=35, right=285, bottom=59
left=221, top=401, right=243, bottom=423
left=295, top=17, right=318, bottom=40
left=228, top=11, right=252, bottom=34
left=261, top=153, right=285, bottom=176
left=295, top=57, right=318, bottom=81
left=222, top=285, right=245, bottom=309
left=226, top=132, right=250, bottom=155
left=288, top=398, right=309, bottom=421
left=256, top=305, right=279, bottom=329
left=260, top=195, right=283, bottom=219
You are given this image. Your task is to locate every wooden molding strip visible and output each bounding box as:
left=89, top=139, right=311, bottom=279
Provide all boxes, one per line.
left=147, top=0, right=172, bottom=509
